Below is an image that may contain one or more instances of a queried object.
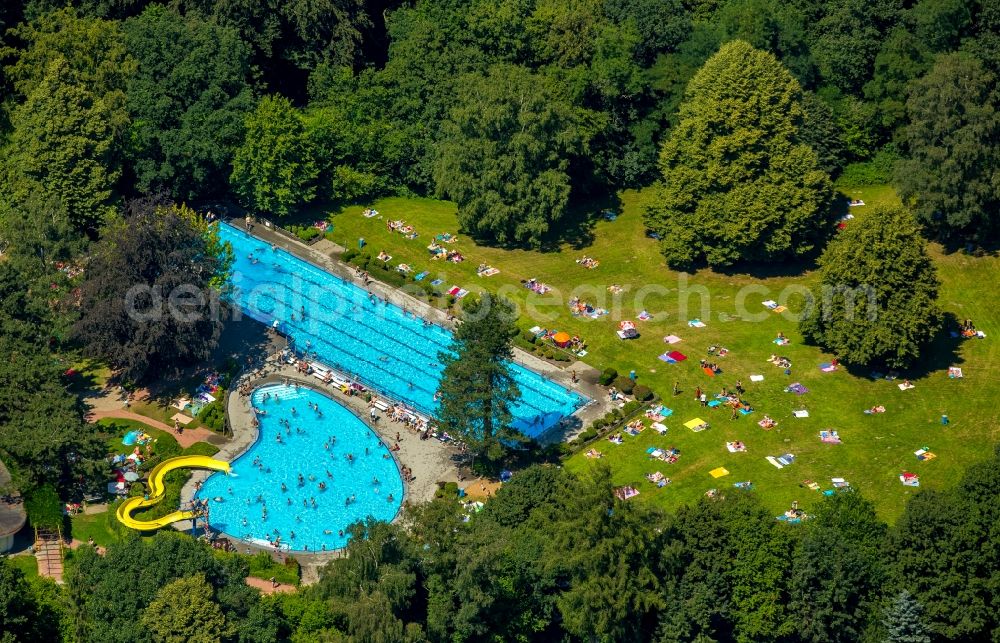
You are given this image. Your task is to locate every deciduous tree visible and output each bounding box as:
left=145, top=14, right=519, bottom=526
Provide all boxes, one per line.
left=800, top=205, right=942, bottom=369
left=231, top=95, right=318, bottom=216
left=434, top=64, right=582, bottom=247
left=895, top=52, right=1000, bottom=245
left=645, top=40, right=833, bottom=268
left=73, top=198, right=232, bottom=383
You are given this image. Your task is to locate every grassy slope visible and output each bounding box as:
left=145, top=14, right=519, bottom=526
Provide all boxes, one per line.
left=319, top=189, right=999, bottom=521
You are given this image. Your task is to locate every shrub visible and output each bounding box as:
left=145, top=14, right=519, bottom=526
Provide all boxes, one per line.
left=622, top=400, right=642, bottom=415
left=520, top=329, right=537, bottom=344
left=591, top=418, right=606, bottom=431
left=598, top=368, right=618, bottom=386
left=578, top=429, right=598, bottom=442
left=341, top=248, right=358, bottom=262
left=633, top=385, right=653, bottom=401
left=835, top=147, right=900, bottom=187
left=289, top=225, right=321, bottom=243
left=197, top=398, right=226, bottom=432
left=613, top=375, right=635, bottom=395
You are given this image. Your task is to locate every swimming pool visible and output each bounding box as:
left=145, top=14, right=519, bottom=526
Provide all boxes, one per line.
left=196, top=384, right=403, bottom=551
left=218, top=222, right=586, bottom=438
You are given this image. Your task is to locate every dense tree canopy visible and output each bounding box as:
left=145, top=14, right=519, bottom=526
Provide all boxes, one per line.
left=800, top=205, right=943, bottom=369
left=437, top=292, right=521, bottom=461
left=72, top=199, right=232, bottom=383
left=645, top=40, right=834, bottom=268
left=231, top=95, right=318, bottom=216
left=895, top=52, right=1000, bottom=245
left=5, top=57, right=123, bottom=233
left=123, top=5, right=254, bottom=200
left=434, top=65, right=582, bottom=247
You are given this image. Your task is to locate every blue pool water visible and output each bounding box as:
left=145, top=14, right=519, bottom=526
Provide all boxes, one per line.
left=197, top=384, right=403, bottom=551
left=218, top=222, right=586, bottom=437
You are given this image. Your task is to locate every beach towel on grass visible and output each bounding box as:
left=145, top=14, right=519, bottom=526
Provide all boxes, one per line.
left=652, top=422, right=668, bottom=434
left=766, top=456, right=784, bottom=469
left=414, top=271, right=428, bottom=281
left=785, top=383, right=809, bottom=395
left=750, top=374, right=764, bottom=382
left=948, top=367, right=963, bottom=378
left=663, top=335, right=682, bottom=344
left=793, top=410, right=809, bottom=418
left=667, top=350, right=687, bottom=361
left=430, top=278, right=443, bottom=286
left=684, top=418, right=708, bottom=431
left=819, top=363, right=837, bottom=372
left=739, top=408, right=752, bottom=415
left=707, top=399, right=722, bottom=408
left=688, top=319, right=706, bottom=328
left=702, top=367, right=716, bottom=377
left=762, top=300, right=778, bottom=309
left=709, top=467, right=729, bottom=478
left=898, top=382, right=915, bottom=391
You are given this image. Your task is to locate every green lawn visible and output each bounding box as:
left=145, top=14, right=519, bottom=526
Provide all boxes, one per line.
left=6, top=553, right=38, bottom=578
left=70, top=511, right=119, bottom=548
left=316, top=189, right=999, bottom=521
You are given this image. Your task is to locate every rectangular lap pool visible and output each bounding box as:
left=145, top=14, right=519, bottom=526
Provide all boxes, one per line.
left=218, top=222, right=587, bottom=438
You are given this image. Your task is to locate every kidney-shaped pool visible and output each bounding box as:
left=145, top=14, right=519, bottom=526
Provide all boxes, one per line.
left=197, top=383, right=404, bottom=552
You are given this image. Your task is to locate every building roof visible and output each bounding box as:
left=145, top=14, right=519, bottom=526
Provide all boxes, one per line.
left=0, top=459, right=27, bottom=538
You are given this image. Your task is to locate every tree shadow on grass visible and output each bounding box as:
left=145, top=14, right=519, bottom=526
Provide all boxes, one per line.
left=537, top=193, right=623, bottom=253
left=838, top=312, right=965, bottom=382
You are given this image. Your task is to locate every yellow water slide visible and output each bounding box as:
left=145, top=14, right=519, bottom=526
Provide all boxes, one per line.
left=116, top=455, right=230, bottom=531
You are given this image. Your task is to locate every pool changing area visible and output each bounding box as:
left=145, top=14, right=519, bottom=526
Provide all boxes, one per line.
left=218, top=222, right=587, bottom=439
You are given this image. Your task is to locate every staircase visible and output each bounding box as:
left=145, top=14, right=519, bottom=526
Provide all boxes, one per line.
left=34, top=527, right=65, bottom=583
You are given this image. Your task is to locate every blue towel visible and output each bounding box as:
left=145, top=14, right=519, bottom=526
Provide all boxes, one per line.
left=430, top=279, right=443, bottom=286
left=414, top=271, right=428, bottom=281
left=707, top=400, right=722, bottom=408
left=739, top=408, right=752, bottom=415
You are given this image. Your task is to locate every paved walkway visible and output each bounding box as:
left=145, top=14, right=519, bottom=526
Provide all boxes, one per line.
left=87, top=409, right=216, bottom=449
left=245, top=576, right=297, bottom=594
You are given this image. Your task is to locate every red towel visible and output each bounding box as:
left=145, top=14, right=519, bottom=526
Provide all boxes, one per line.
left=703, top=367, right=716, bottom=377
